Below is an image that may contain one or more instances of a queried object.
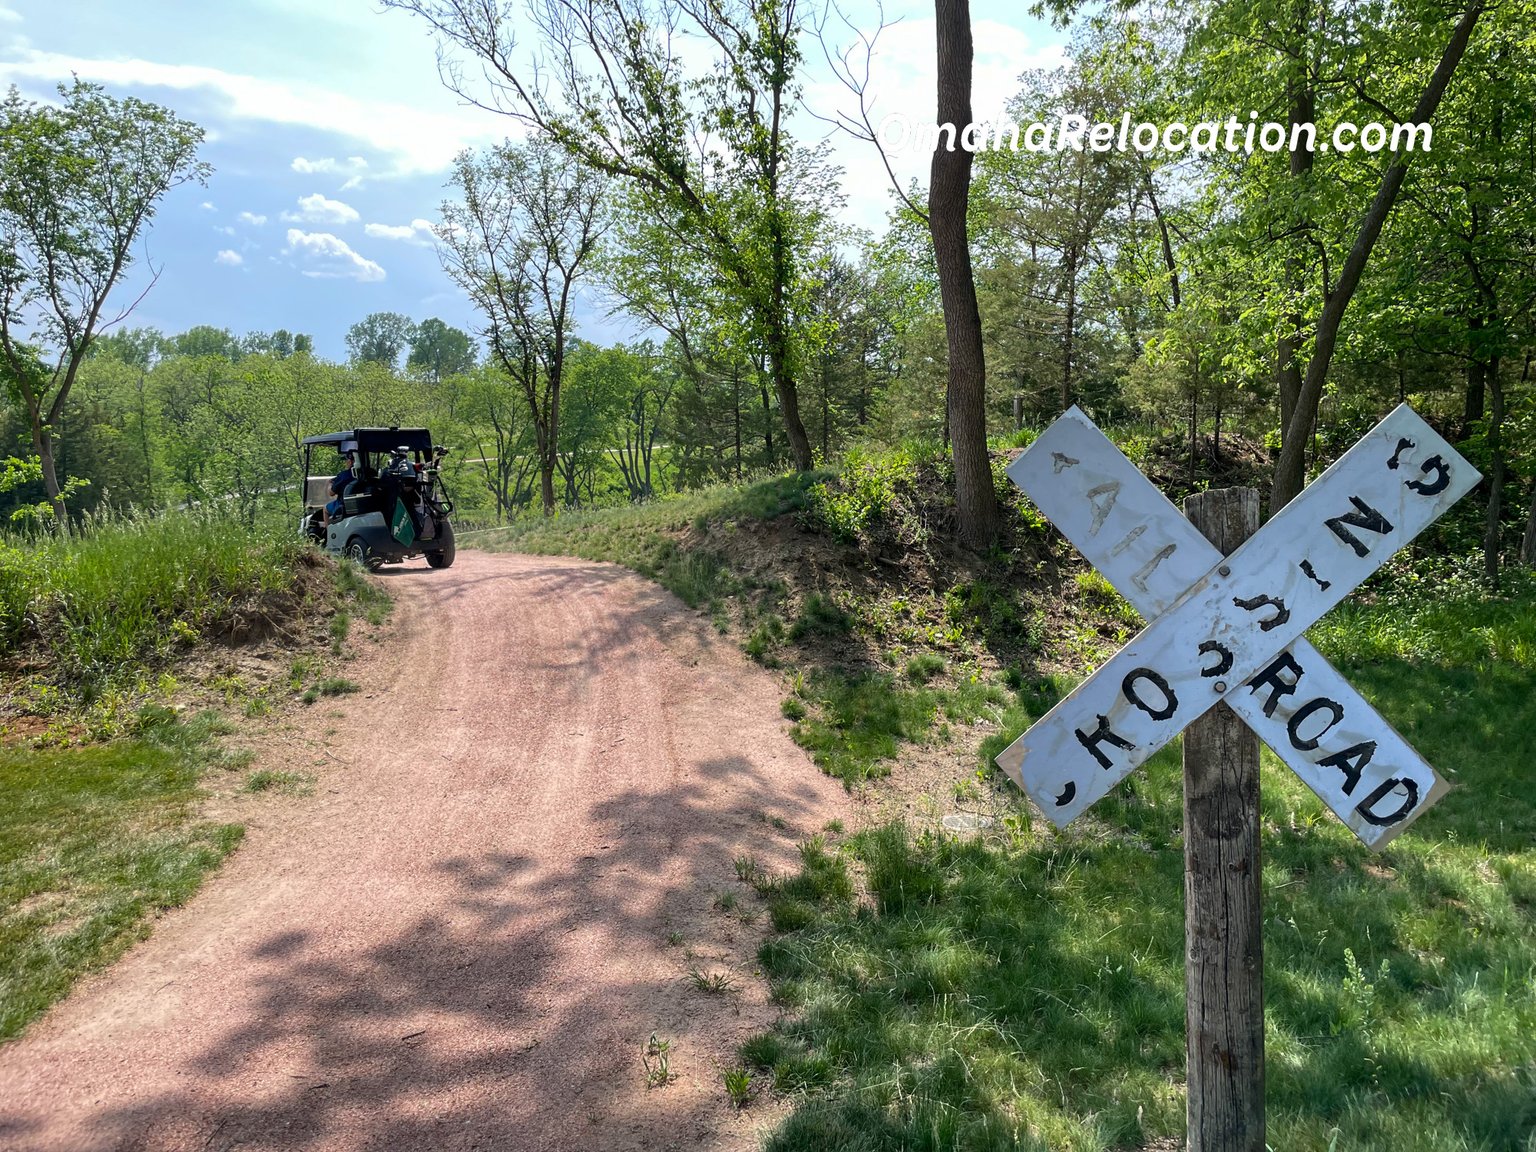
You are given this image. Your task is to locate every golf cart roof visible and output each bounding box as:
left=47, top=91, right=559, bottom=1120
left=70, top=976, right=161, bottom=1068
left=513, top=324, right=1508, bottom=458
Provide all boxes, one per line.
left=303, top=427, right=434, bottom=453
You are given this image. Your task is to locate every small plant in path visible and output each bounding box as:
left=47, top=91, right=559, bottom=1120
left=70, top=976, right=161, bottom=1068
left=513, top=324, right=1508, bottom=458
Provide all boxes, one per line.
left=642, top=1033, right=672, bottom=1087
left=723, top=1066, right=753, bottom=1108
left=687, top=969, right=733, bottom=994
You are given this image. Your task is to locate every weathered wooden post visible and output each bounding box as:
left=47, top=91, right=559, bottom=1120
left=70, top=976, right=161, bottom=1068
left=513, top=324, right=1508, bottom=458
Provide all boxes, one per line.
left=1182, top=489, right=1264, bottom=1152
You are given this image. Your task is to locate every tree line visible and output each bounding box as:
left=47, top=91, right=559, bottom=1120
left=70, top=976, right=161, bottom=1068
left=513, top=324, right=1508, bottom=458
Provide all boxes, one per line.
left=4, top=0, right=1535, bottom=582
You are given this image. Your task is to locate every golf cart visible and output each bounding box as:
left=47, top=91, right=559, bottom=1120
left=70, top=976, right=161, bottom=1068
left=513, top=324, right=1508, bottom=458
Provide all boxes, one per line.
left=300, top=427, right=456, bottom=570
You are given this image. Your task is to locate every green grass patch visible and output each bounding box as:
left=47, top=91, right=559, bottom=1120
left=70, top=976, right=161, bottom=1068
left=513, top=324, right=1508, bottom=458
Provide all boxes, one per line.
left=0, top=710, right=245, bottom=1039
left=790, top=669, right=939, bottom=785
left=477, top=472, right=825, bottom=613
left=749, top=573, right=1536, bottom=1150
left=0, top=511, right=306, bottom=704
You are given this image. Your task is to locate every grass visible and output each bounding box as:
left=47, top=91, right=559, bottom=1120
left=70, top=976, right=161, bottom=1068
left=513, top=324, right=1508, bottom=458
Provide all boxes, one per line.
left=0, top=708, right=246, bottom=1039
left=0, top=510, right=306, bottom=704
left=746, top=567, right=1536, bottom=1151
left=477, top=472, right=827, bottom=615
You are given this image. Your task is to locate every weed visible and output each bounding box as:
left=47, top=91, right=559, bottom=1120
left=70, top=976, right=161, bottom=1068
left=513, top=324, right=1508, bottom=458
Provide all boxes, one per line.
left=735, top=855, right=759, bottom=882
left=723, top=1066, right=753, bottom=1108
left=642, top=1033, right=672, bottom=1087
left=687, top=969, right=734, bottom=994
left=905, top=652, right=945, bottom=684
left=780, top=697, right=806, bottom=721
left=789, top=593, right=853, bottom=641
left=714, top=891, right=740, bottom=912
left=744, top=616, right=786, bottom=662
left=314, top=678, right=359, bottom=697
left=244, top=768, right=313, bottom=795
left=666, top=931, right=685, bottom=947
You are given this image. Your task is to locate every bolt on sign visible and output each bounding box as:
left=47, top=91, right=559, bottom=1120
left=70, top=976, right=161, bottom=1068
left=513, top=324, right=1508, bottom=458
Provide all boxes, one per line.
left=995, top=405, right=1479, bottom=850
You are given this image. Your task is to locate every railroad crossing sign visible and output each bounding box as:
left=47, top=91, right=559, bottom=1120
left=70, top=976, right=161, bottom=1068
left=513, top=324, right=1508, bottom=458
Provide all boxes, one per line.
left=995, top=405, right=1479, bottom=849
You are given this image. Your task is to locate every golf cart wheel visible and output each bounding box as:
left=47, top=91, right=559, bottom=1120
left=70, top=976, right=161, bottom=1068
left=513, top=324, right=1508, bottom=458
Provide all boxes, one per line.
left=425, top=522, right=456, bottom=569
left=345, top=536, right=383, bottom=573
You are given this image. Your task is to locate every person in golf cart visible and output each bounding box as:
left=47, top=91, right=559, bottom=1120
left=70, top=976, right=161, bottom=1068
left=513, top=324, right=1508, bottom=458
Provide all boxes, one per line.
left=320, top=444, right=358, bottom=528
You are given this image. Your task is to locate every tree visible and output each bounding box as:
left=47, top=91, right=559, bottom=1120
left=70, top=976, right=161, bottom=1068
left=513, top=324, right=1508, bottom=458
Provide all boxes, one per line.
left=437, top=138, right=606, bottom=515
left=408, top=317, right=477, bottom=382
left=929, top=0, right=998, bottom=548
left=0, top=80, right=209, bottom=523
left=383, top=0, right=827, bottom=471
left=345, top=312, right=418, bottom=370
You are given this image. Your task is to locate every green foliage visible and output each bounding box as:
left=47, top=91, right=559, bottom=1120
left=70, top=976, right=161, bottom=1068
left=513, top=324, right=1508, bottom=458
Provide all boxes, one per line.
left=904, top=653, right=945, bottom=685
left=752, top=574, right=1536, bottom=1152
left=0, top=510, right=303, bottom=702
left=789, top=670, right=937, bottom=785
left=0, top=710, right=244, bottom=1038
left=942, top=579, right=1038, bottom=642
left=802, top=441, right=947, bottom=549
left=790, top=593, right=853, bottom=641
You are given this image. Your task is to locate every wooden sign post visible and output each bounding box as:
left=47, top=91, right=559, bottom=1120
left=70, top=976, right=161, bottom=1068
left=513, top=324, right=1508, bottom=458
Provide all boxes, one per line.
left=1182, top=488, right=1263, bottom=1152
left=995, top=406, right=1481, bottom=1149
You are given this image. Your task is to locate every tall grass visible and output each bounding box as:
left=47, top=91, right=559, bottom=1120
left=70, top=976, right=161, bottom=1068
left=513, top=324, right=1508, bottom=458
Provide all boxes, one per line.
left=0, top=510, right=304, bottom=701
left=748, top=565, right=1536, bottom=1151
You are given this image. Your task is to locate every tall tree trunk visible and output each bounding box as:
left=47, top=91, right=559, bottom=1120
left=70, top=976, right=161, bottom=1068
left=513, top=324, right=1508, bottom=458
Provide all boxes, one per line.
left=929, top=0, right=999, bottom=549
left=1271, top=0, right=1485, bottom=511
left=766, top=320, right=813, bottom=469
left=1276, top=58, right=1314, bottom=493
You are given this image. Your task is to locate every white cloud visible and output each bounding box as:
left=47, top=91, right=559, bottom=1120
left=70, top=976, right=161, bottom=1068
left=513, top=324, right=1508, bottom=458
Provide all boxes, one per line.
left=364, top=218, right=436, bottom=245
left=291, top=155, right=370, bottom=188
left=283, top=229, right=385, bottom=282
left=238, top=211, right=267, bottom=226
left=215, top=249, right=243, bottom=266
left=214, top=225, right=236, bottom=236
left=200, top=200, right=216, bottom=211
left=0, top=6, right=22, bottom=21
left=281, top=193, right=360, bottom=226
left=0, top=50, right=506, bottom=175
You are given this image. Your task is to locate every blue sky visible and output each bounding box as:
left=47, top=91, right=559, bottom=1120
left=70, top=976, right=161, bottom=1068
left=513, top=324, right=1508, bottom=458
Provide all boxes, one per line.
left=0, top=0, right=1065, bottom=362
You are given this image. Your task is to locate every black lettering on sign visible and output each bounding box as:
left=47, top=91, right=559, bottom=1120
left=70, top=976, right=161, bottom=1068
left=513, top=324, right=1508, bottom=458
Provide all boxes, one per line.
left=1326, top=496, right=1395, bottom=558
left=1387, top=437, right=1415, bottom=470
left=1318, top=741, right=1376, bottom=796
left=1286, top=697, right=1345, bottom=751
left=1053, top=781, right=1077, bottom=807
left=1248, top=651, right=1303, bottom=718
left=1406, top=455, right=1450, bottom=497
left=1131, top=544, right=1177, bottom=594
left=1122, top=668, right=1178, bottom=720
left=1300, top=559, right=1331, bottom=591
left=1355, top=775, right=1420, bottom=827
left=1198, top=640, right=1233, bottom=678
left=1110, top=524, right=1146, bottom=557
left=1051, top=452, right=1079, bottom=474
left=1085, top=481, right=1120, bottom=536
left=1075, top=714, right=1135, bottom=770
left=1233, top=593, right=1291, bottom=631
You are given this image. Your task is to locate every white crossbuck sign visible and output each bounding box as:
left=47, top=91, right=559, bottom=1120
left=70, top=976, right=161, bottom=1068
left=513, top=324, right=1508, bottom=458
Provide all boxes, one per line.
left=995, top=405, right=1479, bottom=850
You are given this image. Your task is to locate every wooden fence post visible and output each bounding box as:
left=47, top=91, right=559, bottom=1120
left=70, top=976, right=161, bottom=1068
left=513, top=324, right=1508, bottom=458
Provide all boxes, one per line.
left=1182, top=487, right=1264, bottom=1151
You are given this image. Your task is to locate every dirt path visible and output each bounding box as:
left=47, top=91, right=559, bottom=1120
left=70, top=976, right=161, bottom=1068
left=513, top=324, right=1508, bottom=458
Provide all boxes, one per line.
left=0, top=552, right=848, bottom=1151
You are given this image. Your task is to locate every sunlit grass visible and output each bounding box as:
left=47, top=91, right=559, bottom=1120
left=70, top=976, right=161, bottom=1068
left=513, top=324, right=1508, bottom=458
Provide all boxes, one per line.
left=750, top=567, right=1536, bottom=1151
left=0, top=709, right=245, bottom=1039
